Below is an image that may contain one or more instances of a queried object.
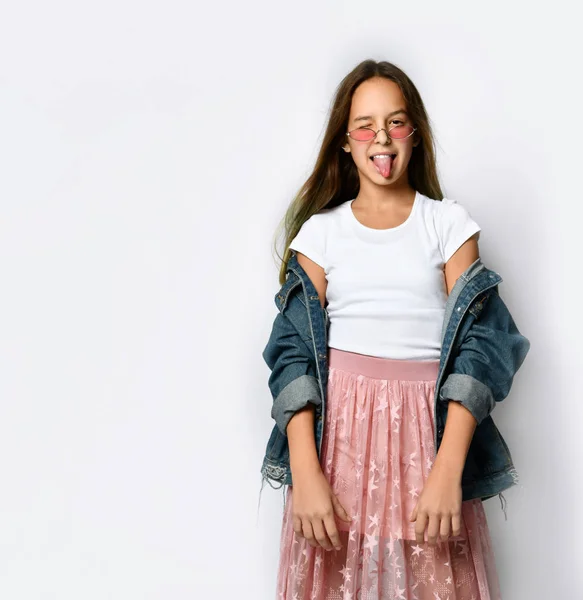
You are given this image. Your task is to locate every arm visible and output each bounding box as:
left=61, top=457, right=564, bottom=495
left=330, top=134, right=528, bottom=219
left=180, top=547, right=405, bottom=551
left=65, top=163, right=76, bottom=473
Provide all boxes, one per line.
left=262, top=309, right=322, bottom=437
left=261, top=253, right=328, bottom=438
left=411, top=237, right=482, bottom=545
left=262, top=304, right=324, bottom=480
left=433, top=236, right=480, bottom=476
left=436, top=235, right=531, bottom=474
left=286, top=253, right=329, bottom=478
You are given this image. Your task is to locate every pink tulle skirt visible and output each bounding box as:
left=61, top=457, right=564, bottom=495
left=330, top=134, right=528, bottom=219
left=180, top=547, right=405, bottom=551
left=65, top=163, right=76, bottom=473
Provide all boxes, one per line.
left=276, top=347, right=502, bottom=599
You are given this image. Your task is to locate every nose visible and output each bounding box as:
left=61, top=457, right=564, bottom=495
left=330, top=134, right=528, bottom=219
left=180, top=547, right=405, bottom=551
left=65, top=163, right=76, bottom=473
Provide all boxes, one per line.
left=375, top=128, right=392, bottom=144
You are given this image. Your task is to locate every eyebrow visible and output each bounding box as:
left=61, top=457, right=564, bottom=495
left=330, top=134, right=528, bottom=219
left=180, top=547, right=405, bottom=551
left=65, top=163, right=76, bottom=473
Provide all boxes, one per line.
left=353, top=109, right=408, bottom=123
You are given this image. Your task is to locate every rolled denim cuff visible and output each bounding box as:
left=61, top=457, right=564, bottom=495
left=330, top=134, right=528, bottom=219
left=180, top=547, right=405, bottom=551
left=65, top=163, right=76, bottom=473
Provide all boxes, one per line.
left=271, top=374, right=322, bottom=436
left=439, top=373, right=496, bottom=426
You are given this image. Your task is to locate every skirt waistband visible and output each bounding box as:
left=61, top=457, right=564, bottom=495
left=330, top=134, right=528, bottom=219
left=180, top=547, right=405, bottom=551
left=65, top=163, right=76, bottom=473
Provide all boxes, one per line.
left=328, top=347, right=439, bottom=381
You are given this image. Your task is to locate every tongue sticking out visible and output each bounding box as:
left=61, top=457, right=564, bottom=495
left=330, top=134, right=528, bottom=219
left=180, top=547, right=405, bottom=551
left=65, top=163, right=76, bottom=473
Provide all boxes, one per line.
left=372, top=155, right=394, bottom=178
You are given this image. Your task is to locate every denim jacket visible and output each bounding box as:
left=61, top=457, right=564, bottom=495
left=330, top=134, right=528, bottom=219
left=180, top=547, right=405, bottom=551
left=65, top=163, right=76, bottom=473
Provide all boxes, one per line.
left=259, top=251, right=530, bottom=515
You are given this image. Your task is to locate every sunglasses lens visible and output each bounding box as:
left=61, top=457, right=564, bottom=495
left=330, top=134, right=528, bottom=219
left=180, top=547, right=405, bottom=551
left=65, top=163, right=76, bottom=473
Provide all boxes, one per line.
left=350, top=128, right=375, bottom=141
left=389, top=125, right=414, bottom=139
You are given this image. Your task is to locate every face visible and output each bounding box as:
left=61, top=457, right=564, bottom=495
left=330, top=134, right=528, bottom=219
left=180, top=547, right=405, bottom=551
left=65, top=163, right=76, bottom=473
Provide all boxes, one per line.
left=342, top=77, right=419, bottom=186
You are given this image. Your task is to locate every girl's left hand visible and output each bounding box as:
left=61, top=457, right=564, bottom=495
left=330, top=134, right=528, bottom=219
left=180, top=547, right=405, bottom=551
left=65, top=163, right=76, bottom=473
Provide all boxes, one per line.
left=409, top=462, right=462, bottom=547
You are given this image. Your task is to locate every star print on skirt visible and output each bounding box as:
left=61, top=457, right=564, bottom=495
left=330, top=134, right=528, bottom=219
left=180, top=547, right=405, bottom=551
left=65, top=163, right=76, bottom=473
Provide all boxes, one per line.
left=275, top=347, right=502, bottom=599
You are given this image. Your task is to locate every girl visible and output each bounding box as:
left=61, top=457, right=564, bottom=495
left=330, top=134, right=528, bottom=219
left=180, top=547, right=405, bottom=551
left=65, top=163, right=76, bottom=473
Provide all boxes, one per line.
left=268, top=59, right=502, bottom=599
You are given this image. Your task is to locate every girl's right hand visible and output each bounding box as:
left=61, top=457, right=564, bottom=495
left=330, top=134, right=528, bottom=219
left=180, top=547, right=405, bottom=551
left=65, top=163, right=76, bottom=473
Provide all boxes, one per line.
left=290, top=468, right=352, bottom=551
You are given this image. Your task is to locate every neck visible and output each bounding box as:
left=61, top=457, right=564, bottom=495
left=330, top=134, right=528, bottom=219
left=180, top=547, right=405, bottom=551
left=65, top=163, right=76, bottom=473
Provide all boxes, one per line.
left=354, top=183, right=416, bottom=209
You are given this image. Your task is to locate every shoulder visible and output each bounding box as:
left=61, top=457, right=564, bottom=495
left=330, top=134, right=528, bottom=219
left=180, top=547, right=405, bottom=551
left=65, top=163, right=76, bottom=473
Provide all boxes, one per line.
left=303, top=207, right=332, bottom=226
left=431, top=197, right=482, bottom=263
left=292, top=208, right=331, bottom=243
left=311, top=203, right=341, bottom=220
left=431, top=197, right=480, bottom=229
left=434, top=196, right=475, bottom=214
left=430, top=196, right=463, bottom=215
left=295, top=203, right=344, bottom=237
left=289, top=207, right=336, bottom=271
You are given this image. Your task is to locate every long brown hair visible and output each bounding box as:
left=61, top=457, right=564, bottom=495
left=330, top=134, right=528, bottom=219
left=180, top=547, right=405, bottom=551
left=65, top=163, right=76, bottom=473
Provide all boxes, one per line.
left=272, top=59, right=444, bottom=285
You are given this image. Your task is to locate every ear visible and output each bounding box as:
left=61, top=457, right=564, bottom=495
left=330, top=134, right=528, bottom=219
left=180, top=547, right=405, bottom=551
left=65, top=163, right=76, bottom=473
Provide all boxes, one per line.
left=342, top=142, right=351, bottom=153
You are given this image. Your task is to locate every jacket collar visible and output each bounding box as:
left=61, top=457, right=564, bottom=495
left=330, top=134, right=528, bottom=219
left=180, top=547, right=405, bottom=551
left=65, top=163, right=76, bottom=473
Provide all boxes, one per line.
left=275, top=252, right=318, bottom=313
left=441, top=257, right=503, bottom=341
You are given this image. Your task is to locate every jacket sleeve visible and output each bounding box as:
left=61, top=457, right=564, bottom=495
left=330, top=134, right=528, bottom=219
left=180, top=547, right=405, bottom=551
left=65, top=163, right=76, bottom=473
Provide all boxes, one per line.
left=262, top=310, right=322, bottom=436
left=438, top=289, right=531, bottom=426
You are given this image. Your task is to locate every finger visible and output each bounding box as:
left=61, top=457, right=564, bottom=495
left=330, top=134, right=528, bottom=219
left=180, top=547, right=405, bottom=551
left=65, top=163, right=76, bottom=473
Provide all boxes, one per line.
left=322, top=512, right=343, bottom=550
left=332, top=494, right=352, bottom=523
left=409, top=503, right=418, bottom=522
left=415, top=510, right=428, bottom=544
left=292, top=515, right=304, bottom=538
left=451, top=511, right=462, bottom=538
left=439, top=515, right=451, bottom=543
left=312, top=518, right=334, bottom=551
left=301, top=518, right=318, bottom=548
left=426, top=514, right=440, bottom=547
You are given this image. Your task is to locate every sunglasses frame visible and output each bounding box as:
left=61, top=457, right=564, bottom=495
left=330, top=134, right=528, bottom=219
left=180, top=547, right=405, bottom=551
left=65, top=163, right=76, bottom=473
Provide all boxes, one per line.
left=346, top=124, right=417, bottom=142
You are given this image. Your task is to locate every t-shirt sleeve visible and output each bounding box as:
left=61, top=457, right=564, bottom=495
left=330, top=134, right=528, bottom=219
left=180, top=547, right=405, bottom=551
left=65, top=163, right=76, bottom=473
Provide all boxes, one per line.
left=436, top=198, right=481, bottom=264
left=288, top=213, right=327, bottom=270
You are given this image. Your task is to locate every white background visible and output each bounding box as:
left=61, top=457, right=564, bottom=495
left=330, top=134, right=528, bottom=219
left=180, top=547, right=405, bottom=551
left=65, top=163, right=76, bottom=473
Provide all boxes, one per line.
left=0, top=1, right=580, bottom=598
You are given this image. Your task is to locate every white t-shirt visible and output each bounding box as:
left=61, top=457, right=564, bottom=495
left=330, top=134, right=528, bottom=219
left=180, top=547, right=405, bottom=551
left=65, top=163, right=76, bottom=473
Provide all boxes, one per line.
left=288, top=191, right=481, bottom=360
